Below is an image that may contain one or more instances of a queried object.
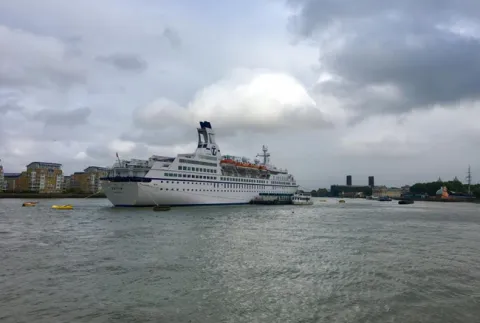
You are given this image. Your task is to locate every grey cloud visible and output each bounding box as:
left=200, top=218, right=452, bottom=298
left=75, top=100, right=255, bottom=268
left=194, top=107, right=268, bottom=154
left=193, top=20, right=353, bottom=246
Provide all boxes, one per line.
left=85, top=145, right=113, bottom=160
left=120, top=128, right=193, bottom=147
left=86, top=142, right=150, bottom=162
left=0, top=63, right=87, bottom=91
left=33, top=107, right=91, bottom=126
left=0, top=25, right=87, bottom=91
left=63, top=35, right=83, bottom=58
left=0, top=93, right=24, bottom=114
left=288, top=0, right=480, bottom=116
left=162, top=27, right=181, bottom=49
left=96, top=53, right=148, bottom=72
left=287, top=0, right=480, bottom=36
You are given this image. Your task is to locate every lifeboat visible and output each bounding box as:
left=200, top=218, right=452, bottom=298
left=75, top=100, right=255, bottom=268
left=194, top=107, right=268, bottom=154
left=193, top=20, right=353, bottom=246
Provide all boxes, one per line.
left=220, top=159, right=235, bottom=164
left=51, top=204, right=73, bottom=210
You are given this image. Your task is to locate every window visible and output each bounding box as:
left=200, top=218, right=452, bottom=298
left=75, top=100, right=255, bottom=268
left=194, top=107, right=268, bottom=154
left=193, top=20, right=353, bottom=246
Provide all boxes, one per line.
left=179, top=158, right=217, bottom=167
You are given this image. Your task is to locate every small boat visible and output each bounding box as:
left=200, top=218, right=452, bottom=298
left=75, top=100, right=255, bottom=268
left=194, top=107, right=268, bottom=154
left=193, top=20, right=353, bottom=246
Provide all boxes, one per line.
left=153, top=205, right=171, bottom=211
left=339, top=200, right=346, bottom=203
left=22, top=202, right=37, bottom=207
left=378, top=196, right=392, bottom=201
left=51, top=204, right=73, bottom=210
left=398, top=200, right=414, bottom=205
left=292, top=192, right=313, bottom=205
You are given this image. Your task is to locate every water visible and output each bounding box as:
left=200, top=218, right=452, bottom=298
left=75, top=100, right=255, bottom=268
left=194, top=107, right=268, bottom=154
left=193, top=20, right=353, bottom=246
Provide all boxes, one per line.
left=1, top=198, right=479, bottom=322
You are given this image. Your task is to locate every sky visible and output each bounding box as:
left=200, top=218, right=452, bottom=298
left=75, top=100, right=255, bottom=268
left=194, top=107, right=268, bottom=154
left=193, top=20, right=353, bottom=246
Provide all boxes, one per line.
left=0, top=0, right=479, bottom=189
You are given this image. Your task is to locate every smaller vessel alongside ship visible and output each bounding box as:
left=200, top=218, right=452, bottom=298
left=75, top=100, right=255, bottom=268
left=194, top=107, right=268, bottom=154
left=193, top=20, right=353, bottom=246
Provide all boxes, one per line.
left=292, top=192, right=313, bottom=205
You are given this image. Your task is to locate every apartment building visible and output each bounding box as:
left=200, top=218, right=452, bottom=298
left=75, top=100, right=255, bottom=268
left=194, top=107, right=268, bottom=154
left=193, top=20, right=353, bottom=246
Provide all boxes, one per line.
left=70, top=166, right=109, bottom=193
left=84, top=166, right=109, bottom=193
left=3, top=173, right=25, bottom=192
left=0, top=163, right=4, bottom=191
left=24, top=162, right=64, bottom=193
left=63, top=176, right=72, bottom=191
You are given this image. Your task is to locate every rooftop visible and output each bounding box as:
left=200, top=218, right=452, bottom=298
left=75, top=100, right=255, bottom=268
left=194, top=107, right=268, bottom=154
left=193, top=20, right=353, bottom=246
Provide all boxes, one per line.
left=26, top=162, right=62, bottom=168
left=84, top=166, right=109, bottom=172
left=4, top=173, right=21, bottom=178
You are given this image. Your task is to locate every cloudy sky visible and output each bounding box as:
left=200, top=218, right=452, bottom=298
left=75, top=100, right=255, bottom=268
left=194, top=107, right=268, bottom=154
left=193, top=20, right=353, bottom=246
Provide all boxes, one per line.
left=1, top=0, right=479, bottom=189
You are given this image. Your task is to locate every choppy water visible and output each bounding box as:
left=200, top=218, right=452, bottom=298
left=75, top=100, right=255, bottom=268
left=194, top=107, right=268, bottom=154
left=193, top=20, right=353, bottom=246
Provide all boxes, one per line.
left=1, top=198, right=480, bottom=322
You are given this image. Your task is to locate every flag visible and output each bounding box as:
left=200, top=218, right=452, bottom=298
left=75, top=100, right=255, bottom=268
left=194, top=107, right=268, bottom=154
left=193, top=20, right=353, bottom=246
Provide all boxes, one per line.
left=116, top=152, right=119, bottom=158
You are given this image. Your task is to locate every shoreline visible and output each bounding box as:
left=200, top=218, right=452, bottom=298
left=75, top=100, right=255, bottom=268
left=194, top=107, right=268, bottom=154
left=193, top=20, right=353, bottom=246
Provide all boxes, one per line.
left=0, top=193, right=107, bottom=199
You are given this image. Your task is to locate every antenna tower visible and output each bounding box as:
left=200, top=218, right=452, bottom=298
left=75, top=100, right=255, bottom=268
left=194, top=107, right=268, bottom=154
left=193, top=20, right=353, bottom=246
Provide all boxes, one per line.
left=256, top=145, right=270, bottom=165
left=466, top=165, right=472, bottom=194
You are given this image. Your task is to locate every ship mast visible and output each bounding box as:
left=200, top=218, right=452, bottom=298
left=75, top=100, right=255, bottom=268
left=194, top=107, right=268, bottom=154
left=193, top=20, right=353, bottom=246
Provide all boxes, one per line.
left=466, top=165, right=472, bottom=194
left=256, top=145, right=270, bottom=165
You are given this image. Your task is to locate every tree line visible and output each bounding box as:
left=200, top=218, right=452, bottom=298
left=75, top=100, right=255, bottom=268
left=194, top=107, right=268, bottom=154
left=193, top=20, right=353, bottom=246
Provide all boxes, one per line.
left=306, top=178, right=480, bottom=199
left=405, top=178, right=479, bottom=198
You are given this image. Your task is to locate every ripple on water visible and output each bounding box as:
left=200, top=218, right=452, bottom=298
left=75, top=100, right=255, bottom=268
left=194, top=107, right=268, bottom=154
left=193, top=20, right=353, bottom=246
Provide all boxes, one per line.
left=0, top=198, right=480, bottom=322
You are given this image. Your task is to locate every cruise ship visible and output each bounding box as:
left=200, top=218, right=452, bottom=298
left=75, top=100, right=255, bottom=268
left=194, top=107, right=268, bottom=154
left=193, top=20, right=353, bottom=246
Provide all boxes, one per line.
left=101, top=121, right=298, bottom=206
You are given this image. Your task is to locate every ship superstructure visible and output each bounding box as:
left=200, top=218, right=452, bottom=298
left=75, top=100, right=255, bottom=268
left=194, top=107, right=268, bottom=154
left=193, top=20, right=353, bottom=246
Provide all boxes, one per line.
left=102, top=121, right=298, bottom=206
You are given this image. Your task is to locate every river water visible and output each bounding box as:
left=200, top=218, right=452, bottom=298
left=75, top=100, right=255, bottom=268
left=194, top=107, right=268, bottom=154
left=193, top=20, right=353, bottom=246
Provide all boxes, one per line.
left=1, top=198, right=479, bottom=322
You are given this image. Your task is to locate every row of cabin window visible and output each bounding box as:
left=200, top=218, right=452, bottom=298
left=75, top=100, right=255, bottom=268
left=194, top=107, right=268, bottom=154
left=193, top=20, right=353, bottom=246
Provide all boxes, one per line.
left=153, top=188, right=290, bottom=193
left=220, top=177, right=267, bottom=184
left=178, top=165, right=217, bottom=173
left=165, top=173, right=216, bottom=180
left=154, top=181, right=289, bottom=191
left=162, top=174, right=295, bottom=188
left=272, top=181, right=296, bottom=185
left=178, top=158, right=217, bottom=167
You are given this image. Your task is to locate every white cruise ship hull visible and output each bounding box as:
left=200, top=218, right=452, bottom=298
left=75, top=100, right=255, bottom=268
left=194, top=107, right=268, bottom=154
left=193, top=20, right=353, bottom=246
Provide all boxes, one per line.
left=103, top=181, right=297, bottom=207
left=102, top=120, right=299, bottom=207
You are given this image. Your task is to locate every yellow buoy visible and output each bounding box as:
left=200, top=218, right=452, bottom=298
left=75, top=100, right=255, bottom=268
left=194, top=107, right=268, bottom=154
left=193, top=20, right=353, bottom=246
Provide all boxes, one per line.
left=51, top=204, right=73, bottom=210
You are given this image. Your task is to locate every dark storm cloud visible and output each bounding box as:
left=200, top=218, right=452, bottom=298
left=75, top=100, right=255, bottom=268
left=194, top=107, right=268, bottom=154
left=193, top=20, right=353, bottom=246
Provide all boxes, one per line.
left=96, top=53, right=148, bottom=72
left=287, top=0, right=480, bottom=115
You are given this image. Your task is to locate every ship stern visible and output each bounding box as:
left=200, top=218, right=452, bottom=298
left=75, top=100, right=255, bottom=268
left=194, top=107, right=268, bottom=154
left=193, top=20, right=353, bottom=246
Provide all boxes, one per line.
left=103, top=181, right=141, bottom=207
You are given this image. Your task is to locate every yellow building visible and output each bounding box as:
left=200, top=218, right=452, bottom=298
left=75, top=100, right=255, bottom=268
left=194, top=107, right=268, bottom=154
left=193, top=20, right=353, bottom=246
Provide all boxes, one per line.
left=23, top=162, right=64, bottom=193
left=385, top=188, right=402, bottom=198
left=372, top=185, right=402, bottom=198
left=69, top=166, right=109, bottom=193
